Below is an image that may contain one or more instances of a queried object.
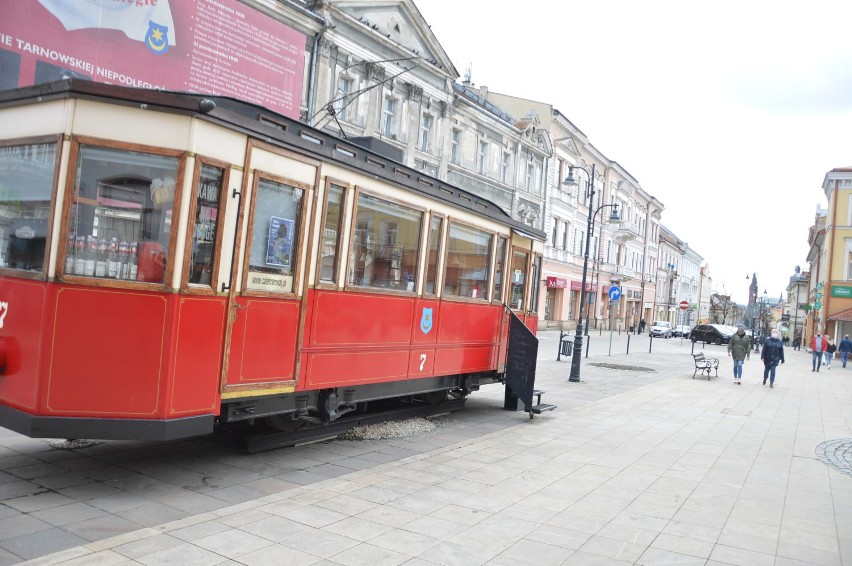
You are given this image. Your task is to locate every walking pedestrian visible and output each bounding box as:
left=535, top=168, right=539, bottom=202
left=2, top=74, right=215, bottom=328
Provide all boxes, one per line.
left=839, top=335, right=852, bottom=368
left=761, top=329, right=785, bottom=387
left=811, top=333, right=827, bottom=372
left=639, top=319, right=646, bottom=334
left=727, top=324, right=751, bottom=384
left=825, top=336, right=836, bottom=370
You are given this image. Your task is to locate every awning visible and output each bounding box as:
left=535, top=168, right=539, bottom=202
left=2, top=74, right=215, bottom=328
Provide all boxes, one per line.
left=569, top=281, right=611, bottom=293
left=828, top=306, right=852, bottom=321
left=546, top=276, right=567, bottom=288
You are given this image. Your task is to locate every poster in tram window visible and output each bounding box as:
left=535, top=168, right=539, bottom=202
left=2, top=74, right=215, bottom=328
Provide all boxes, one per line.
left=266, top=216, right=294, bottom=270
left=0, top=0, right=306, bottom=119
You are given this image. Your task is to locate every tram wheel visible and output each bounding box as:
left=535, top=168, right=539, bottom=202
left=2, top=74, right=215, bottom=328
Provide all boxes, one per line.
left=264, top=414, right=308, bottom=433
left=418, top=390, right=449, bottom=405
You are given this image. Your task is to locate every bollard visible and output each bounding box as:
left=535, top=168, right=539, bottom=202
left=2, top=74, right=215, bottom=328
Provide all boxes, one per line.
left=626, top=333, right=630, bottom=354
left=649, top=334, right=653, bottom=353
left=586, top=336, right=591, bottom=358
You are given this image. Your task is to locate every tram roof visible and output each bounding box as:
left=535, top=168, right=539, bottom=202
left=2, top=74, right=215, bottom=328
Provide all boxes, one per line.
left=0, top=80, right=545, bottom=241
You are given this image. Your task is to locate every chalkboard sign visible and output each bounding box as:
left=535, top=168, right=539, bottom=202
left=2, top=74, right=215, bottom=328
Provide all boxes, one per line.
left=505, top=311, right=538, bottom=410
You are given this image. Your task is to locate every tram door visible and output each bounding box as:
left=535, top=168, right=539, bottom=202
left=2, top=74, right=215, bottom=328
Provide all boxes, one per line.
left=220, top=146, right=317, bottom=393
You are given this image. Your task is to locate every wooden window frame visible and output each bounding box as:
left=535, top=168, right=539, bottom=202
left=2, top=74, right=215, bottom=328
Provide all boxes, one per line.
left=180, top=156, right=231, bottom=295
left=0, top=134, right=63, bottom=282
left=343, top=186, right=425, bottom=297
left=58, top=135, right=187, bottom=291
left=442, top=217, right=495, bottom=304
left=313, top=177, right=350, bottom=290
left=239, top=170, right=311, bottom=299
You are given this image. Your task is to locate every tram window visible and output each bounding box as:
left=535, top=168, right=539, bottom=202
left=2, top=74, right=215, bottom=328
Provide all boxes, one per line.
left=67, top=146, right=179, bottom=283
left=424, top=215, right=443, bottom=295
left=320, top=184, right=344, bottom=283
left=509, top=249, right=529, bottom=310
left=188, top=164, right=224, bottom=286
left=530, top=254, right=542, bottom=313
left=493, top=236, right=507, bottom=302
left=246, top=177, right=303, bottom=293
left=0, top=142, right=56, bottom=273
left=444, top=223, right=491, bottom=300
left=349, top=194, right=421, bottom=291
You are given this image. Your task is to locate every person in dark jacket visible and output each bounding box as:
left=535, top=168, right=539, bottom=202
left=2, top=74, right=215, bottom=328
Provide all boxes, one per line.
left=761, top=329, right=785, bottom=387
left=727, top=325, right=751, bottom=384
left=839, top=335, right=852, bottom=368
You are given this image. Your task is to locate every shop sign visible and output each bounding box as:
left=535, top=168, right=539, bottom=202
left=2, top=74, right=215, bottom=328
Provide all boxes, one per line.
left=546, top=276, right=567, bottom=288
left=831, top=285, right=852, bottom=298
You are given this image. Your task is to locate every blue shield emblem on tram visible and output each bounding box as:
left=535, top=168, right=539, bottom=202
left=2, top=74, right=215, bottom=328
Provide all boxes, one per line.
left=420, top=307, right=433, bottom=335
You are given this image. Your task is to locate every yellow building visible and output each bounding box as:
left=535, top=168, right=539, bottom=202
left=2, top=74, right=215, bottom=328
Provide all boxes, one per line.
left=813, top=168, right=852, bottom=341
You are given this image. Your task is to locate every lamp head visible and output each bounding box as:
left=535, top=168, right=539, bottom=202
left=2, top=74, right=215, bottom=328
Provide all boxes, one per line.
left=563, top=167, right=577, bottom=187
left=607, top=204, right=620, bottom=224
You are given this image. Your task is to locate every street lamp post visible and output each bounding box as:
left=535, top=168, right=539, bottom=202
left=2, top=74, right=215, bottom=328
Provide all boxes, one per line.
left=564, top=164, right=620, bottom=382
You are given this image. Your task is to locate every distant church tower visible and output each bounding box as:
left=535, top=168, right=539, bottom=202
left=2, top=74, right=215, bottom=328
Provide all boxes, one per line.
left=749, top=273, right=757, bottom=306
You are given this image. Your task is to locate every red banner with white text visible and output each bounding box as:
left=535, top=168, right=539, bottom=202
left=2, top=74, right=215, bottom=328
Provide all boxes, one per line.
left=0, top=0, right=306, bottom=118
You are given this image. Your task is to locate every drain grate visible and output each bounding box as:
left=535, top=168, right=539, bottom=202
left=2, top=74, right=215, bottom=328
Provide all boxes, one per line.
left=816, top=438, right=852, bottom=478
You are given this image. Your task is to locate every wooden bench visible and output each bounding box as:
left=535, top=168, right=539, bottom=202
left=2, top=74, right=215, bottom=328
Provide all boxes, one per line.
left=692, top=352, right=719, bottom=380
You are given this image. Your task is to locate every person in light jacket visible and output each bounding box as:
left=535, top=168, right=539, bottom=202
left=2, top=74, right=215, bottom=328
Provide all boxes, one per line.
left=825, top=336, right=836, bottom=370
left=811, top=333, right=827, bottom=372
left=761, top=329, right=785, bottom=387
left=727, top=325, right=751, bottom=385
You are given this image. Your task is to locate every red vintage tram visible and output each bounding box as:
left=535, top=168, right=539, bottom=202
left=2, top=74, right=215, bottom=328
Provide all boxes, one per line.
left=0, top=80, right=545, bottom=441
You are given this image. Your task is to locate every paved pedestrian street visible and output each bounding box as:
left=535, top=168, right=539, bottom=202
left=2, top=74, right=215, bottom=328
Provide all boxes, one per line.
left=1, top=333, right=851, bottom=565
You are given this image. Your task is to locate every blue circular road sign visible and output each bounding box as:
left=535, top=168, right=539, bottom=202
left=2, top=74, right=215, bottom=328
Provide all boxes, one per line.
left=609, top=286, right=622, bottom=301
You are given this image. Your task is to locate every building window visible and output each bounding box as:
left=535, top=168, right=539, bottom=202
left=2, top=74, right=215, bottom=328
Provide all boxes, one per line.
left=335, top=76, right=354, bottom=122
left=846, top=241, right=852, bottom=280
left=525, top=161, right=535, bottom=192
left=478, top=140, right=488, bottom=175
left=562, top=223, right=568, bottom=250
left=381, top=96, right=396, bottom=138
left=450, top=129, right=461, bottom=164
left=551, top=217, right=559, bottom=245
left=501, top=152, right=510, bottom=183
left=419, top=113, right=433, bottom=152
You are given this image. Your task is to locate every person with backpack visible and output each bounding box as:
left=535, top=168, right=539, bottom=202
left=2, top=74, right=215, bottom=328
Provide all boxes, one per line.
left=825, top=336, right=836, bottom=370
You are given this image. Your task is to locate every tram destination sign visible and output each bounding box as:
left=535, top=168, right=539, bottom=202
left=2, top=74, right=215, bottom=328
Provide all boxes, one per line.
left=0, top=0, right=305, bottom=119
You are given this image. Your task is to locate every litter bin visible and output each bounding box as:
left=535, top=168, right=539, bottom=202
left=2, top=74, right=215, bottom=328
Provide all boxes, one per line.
left=560, top=332, right=572, bottom=357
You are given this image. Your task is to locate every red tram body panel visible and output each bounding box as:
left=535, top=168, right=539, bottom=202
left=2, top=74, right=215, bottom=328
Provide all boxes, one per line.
left=0, top=81, right=545, bottom=441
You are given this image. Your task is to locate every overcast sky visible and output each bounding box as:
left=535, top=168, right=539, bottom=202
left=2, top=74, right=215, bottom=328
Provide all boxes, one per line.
left=415, top=0, right=852, bottom=304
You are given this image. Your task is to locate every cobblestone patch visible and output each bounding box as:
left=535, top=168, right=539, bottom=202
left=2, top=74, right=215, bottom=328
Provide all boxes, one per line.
left=815, top=438, right=852, bottom=478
